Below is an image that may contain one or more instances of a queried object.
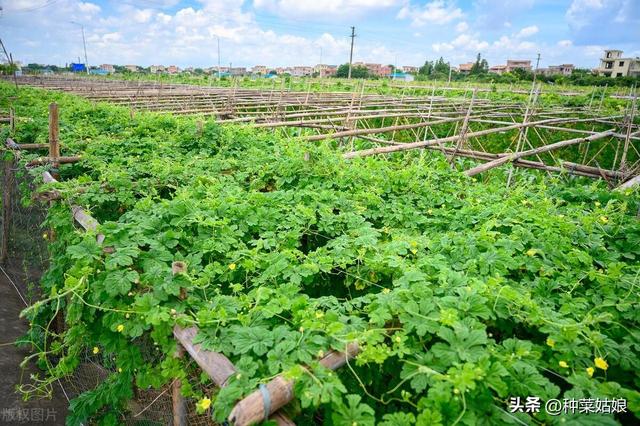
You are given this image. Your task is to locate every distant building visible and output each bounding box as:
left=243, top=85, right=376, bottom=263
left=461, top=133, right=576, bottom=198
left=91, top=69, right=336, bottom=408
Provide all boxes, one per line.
left=488, top=65, right=507, bottom=75
left=458, top=62, right=474, bottom=74
left=167, top=65, right=179, bottom=74
left=149, top=65, right=165, bottom=73
left=506, top=60, right=532, bottom=72
left=124, top=65, right=139, bottom=72
left=488, top=60, right=532, bottom=74
left=391, top=72, right=414, bottom=82
left=401, top=65, right=418, bottom=74
left=353, top=62, right=392, bottom=77
left=291, top=66, right=313, bottom=77
left=314, top=64, right=337, bottom=77
left=538, top=64, right=574, bottom=76
left=230, top=67, right=247, bottom=76
left=252, top=65, right=268, bottom=75
left=596, top=49, right=640, bottom=78
left=90, top=69, right=109, bottom=75
left=70, top=63, right=86, bottom=72
left=100, top=64, right=115, bottom=73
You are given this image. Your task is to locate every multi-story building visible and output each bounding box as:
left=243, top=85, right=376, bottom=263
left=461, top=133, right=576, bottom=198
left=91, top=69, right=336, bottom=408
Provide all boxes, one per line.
left=596, top=50, right=640, bottom=78
left=458, top=62, right=474, bottom=74
left=488, top=65, right=507, bottom=75
left=124, top=65, right=139, bottom=72
left=230, top=67, right=247, bottom=76
left=538, top=64, right=574, bottom=76
left=505, top=60, right=532, bottom=72
left=401, top=65, right=418, bottom=74
left=313, top=64, right=337, bottom=77
left=353, top=62, right=392, bottom=77
left=167, top=65, right=179, bottom=74
left=290, top=66, right=313, bottom=77
left=252, top=65, right=268, bottom=75
left=100, top=64, right=115, bottom=73
left=149, top=65, right=165, bottom=73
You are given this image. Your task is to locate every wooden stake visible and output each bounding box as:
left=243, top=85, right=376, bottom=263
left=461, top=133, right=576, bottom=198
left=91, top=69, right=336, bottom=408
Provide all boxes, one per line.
left=172, top=345, right=187, bottom=426
left=48, top=103, right=60, bottom=179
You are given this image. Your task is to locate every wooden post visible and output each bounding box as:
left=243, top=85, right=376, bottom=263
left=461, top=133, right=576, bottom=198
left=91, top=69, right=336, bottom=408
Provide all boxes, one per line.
left=9, top=107, right=15, bottom=134
left=172, top=346, right=187, bottom=426
left=48, top=103, right=60, bottom=179
left=1, top=154, right=13, bottom=265
left=619, top=91, right=637, bottom=175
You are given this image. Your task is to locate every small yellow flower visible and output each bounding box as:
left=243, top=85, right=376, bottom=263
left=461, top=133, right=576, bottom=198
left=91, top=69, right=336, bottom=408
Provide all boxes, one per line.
left=410, top=241, right=417, bottom=247
left=299, top=326, right=304, bottom=333
left=317, top=349, right=324, bottom=358
left=116, top=324, right=124, bottom=333
left=228, top=263, right=236, bottom=270
left=599, top=216, right=608, bottom=224
left=586, top=367, right=595, bottom=377
left=595, top=201, right=601, bottom=207
left=526, top=249, right=537, bottom=257
left=394, top=336, right=402, bottom=343
left=382, top=288, right=390, bottom=294
left=42, top=233, right=48, bottom=240
left=546, top=337, right=555, bottom=348
left=427, top=209, right=433, bottom=214
left=125, top=313, right=130, bottom=319
left=92, top=346, right=100, bottom=354
left=559, top=361, right=569, bottom=368
left=411, top=248, right=418, bottom=254
left=315, top=311, right=324, bottom=319
left=594, top=357, right=608, bottom=370
left=118, top=367, right=122, bottom=373
left=197, top=397, right=211, bottom=411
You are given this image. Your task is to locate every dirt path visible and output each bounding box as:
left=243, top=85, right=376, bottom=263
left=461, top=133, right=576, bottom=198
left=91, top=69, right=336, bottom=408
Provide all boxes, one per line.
left=0, top=269, right=68, bottom=425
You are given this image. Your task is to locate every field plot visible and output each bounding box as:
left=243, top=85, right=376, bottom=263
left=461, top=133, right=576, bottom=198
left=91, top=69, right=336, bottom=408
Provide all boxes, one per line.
left=1, top=77, right=640, bottom=426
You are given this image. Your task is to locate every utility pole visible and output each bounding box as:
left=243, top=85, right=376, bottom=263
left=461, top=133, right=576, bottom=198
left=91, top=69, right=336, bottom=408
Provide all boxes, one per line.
left=71, top=22, right=89, bottom=74
left=348, top=26, right=355, bottom=79
left=319, top=46, right=323, bottom=78
left=448, top=62, right=452, bottom=84
left=533, top=52, right=541, bottom=83
left=217, top=36, right=221, bottom=79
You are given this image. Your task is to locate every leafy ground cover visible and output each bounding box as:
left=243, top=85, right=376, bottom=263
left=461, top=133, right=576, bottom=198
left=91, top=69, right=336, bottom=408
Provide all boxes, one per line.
left=2, top=82, right=640, bottom=425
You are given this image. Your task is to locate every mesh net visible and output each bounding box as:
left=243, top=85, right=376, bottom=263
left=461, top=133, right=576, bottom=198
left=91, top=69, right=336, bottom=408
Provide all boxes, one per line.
left=1, top=156, right=214, bottom=425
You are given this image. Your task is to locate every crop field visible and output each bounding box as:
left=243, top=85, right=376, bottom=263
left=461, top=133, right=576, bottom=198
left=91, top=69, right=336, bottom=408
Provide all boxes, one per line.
left=1, top=76, right=640, bottom=426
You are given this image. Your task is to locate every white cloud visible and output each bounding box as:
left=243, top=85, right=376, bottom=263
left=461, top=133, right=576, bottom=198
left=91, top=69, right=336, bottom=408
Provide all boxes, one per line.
left=557, top=39, right=573, bottom=48
left=133, top=9, right=154, bottom=24
left=253, top=0, right=401, bottom=18
left=397, top=1, right=464, bottom=26
left=566, top=0, right=604, bottom=29
left=77, top=2, right=100, bottom=14
left=455, top=21, right=469, bottom=32
left=516, top=25, right=538, bottom=38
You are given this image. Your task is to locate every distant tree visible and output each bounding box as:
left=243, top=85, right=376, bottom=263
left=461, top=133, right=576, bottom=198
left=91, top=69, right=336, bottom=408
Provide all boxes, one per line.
left=470, top=53, right=488, bottom=75
left=194, top=68, right=204, bottom=75
left=418, top=60, right=434, bottom=76
left=433, top=57, right=450, bottom=75
left=335, top=63, right=369, bottom=78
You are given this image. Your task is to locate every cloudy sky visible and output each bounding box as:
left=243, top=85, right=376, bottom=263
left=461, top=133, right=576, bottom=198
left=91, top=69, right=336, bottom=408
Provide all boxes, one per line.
left=0, top=0, right=638, bottom=69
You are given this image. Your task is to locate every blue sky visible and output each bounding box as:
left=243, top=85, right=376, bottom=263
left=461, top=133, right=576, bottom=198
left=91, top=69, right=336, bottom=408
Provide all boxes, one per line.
left=0, top=0, right=638, bottom=69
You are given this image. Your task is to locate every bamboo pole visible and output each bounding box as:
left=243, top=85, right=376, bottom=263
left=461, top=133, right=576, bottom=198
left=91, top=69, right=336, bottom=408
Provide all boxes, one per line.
left=173, top=326, right=295, bottom=425
left=228, top=342, right=359, bottom=426
left=465, top=130, right=615, bottom=177
left=343, top=116, right=590, bottom=159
